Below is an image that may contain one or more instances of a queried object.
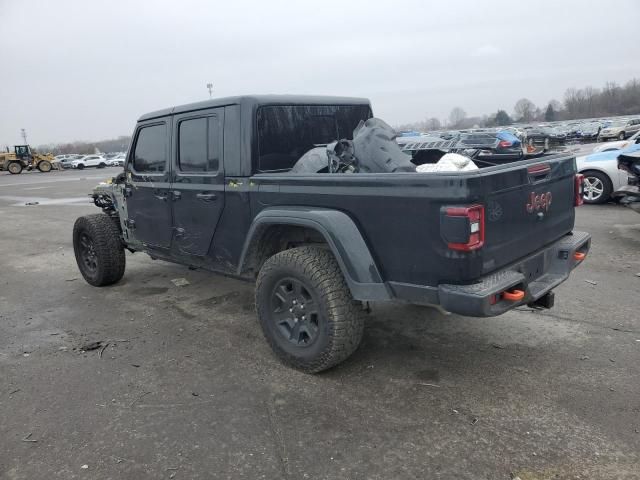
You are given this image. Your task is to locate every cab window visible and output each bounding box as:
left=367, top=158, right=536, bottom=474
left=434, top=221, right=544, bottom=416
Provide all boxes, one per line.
left=133, top=124, right=166, bottom=173
left=178, top=116, right=220, bottom=173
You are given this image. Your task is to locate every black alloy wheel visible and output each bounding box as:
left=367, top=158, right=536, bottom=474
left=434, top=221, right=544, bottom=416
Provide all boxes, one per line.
left=270, top=277, right=320, bottom=347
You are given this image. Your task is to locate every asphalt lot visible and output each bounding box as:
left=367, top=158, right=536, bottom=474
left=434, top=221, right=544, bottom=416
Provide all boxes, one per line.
left=1, top=168, right=639, bottom=480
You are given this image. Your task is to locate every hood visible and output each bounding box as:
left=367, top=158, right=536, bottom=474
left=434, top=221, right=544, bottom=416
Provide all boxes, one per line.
left=580, top=142, right=640, bottom=163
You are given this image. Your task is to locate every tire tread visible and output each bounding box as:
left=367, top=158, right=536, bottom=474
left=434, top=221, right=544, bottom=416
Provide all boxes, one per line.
left=256, top=246, right=365, bottom=373
left=73, top=214, right=125, bottom=286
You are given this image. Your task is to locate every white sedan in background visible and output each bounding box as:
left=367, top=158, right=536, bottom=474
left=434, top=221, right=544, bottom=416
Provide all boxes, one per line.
left=106, top=153, right=126, bottom=167
left=71, top=155, right=107, bottom=169
left=576, top=143, right=640, bottom=204
left=592, top=130, right=640, bottom=153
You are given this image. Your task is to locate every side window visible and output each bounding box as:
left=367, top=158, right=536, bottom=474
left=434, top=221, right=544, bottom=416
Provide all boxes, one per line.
left=178, top=116, right=220, bottom=173
left=133, top=124, right=166, bottom=173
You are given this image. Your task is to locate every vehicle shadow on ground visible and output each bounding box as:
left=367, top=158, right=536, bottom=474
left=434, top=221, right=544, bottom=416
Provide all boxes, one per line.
left=114, top=262, right=571, bottom=389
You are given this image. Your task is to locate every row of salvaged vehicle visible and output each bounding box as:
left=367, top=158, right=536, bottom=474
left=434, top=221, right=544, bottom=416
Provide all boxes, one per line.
left=55, top=152, right=126, bottom=169
left=406, top=117, right=640, bottom=158
left=504, top=117, right=640, bottom=145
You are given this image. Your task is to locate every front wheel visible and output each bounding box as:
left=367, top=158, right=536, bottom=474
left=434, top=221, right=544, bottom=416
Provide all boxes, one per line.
left=256, top=246, right=365, bottom=373
left=37, top=160, right=52, bottom=172
left=618, top=132, right=625, bottom=140
left=76, top=163, right=85, bottom=170
left=73, top=214, right=125, bottom=286
left=582, top=171, right=612, bottom=204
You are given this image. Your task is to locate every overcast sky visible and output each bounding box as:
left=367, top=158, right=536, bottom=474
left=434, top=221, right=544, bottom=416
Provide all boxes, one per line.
left=1, top=0, right=639, bottom=146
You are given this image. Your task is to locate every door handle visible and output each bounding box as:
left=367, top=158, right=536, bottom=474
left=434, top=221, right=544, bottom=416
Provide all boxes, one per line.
left=196, top=192, right=217, bottom=201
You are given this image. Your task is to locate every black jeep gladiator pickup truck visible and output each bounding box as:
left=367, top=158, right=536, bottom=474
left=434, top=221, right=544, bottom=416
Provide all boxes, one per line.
left=73, top=95, right=590, bottom=373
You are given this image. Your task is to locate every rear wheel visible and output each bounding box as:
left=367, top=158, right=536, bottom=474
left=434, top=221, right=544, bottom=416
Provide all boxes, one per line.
left=7, top=162, right=23, bottom=174
left=582, top=171, right=612, bottom=204
left=256, top=246, right=365, bottom=373
left=37, top=160, right=52, bottom=172
left=98, top=162, right=106, bottom=168
left=618, top=132, right=625, bottom=140
left=73, top=214, right=125, bottom=286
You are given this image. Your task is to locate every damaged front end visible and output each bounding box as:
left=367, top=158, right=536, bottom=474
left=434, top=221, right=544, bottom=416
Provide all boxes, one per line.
left=90, top=175, right=140, bottom=249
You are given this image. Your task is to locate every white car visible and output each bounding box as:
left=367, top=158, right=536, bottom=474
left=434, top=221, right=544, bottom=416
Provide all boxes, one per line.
left=71, top=155, right=107, bottom=169
left=592, top=130, right=640, bottom=153
left=576, top=143, right=640, bottom=204
left=106, top=153, right=126, bottom=167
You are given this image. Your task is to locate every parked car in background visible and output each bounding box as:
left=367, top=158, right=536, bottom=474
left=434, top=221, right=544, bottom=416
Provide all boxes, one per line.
left=577, top=122, right=601, bottom=143
left=525, top=126, right=566, bottom=151
left=71, top=155, right=107, bottom=169
left=464, top=130, right=523, bottom=164
left=563, top=123, right=582, bottom=143
left=107, top=153, right=126, bottom=166
left=599, top=119, right=640, bottom=141
left=576, top=142, right=640, bottom=203
left=593, top=130, right=640, bottom=153
left=54, top=154, right=84, bottom=168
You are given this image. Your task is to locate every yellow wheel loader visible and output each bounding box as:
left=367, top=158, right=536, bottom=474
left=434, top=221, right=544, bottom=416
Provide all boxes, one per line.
left=0, top=145, right=58, bottom=174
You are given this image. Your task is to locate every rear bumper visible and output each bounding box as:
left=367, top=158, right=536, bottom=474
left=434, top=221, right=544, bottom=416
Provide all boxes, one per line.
left=387, top=231, right=591, bottom=317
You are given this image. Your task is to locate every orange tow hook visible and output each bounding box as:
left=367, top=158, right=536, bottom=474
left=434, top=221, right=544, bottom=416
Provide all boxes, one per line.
left=574, top=252, right=586, bottom=261
left=503, top=289, right=525, bottom=302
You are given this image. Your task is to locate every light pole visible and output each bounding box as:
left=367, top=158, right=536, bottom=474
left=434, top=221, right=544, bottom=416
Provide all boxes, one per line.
left=21, top=128, right=28, bottom=145
left=206, top=83, right=213, bottom=99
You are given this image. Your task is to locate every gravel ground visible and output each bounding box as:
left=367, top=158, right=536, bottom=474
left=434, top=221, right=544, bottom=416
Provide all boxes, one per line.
left=0, top=168, right=639, bottom=480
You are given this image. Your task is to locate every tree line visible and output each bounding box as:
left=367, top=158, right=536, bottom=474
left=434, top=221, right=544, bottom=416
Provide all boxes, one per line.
left=32, top=135, right=131, bottom=155
left=397, top=78, right=640, bottom=132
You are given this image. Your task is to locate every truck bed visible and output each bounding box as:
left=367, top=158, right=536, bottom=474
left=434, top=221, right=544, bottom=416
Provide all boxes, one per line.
left=251, top=153, right=579, bottom=288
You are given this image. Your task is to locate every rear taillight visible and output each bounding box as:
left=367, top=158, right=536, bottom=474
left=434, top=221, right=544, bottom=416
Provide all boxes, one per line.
left=441, top=205, right=485, bottom=251
left=575, top=174, right=584, bottom=206
left=497, top=140, right=512, bottom=148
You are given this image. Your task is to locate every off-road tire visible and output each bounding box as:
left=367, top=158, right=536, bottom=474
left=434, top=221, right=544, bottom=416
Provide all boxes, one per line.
left=73, top=214, right=125, bottom=286
left=7, top=162, right=23, bottom=174
left=37, top=160, right=52, bottom=172
left=256, top=246, right=365, bottom=373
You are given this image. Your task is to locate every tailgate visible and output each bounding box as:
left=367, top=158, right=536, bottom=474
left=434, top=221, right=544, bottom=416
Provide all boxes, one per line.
left=479, top=155, right=577, bottom=274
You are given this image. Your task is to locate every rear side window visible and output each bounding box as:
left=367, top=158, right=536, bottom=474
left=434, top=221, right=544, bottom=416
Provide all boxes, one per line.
left=133, top=124, right=166, bottom=173
left=178, top=116, right=221, bottom=173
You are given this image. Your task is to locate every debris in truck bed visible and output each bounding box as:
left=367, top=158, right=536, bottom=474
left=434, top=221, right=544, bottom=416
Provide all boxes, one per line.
left=416, top=153, right=478, bottom=172
left=291, top=118, right=416, bottom=174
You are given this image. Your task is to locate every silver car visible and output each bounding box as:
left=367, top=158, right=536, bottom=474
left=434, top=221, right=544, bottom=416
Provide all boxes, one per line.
left=599, top=118, right=640, bottom=141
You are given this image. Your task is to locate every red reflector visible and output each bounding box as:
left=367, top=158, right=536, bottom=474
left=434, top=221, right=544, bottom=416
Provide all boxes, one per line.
left=575, top=174, right=584, bottom=206
left=498, top=140, right=512, bottom=148
left=445, top=204, right=485, bottom=251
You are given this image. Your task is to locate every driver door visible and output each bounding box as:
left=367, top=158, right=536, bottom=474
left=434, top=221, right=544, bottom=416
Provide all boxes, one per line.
left=124, top=119, right=173, bottom=248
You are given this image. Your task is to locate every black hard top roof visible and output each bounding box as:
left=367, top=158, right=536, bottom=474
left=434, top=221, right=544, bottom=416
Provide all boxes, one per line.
left=138, top=94, right=371, bottom=121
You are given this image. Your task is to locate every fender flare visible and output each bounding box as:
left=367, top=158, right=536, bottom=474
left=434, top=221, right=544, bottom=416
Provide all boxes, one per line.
left=238, top=206, right=391, bottom=301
